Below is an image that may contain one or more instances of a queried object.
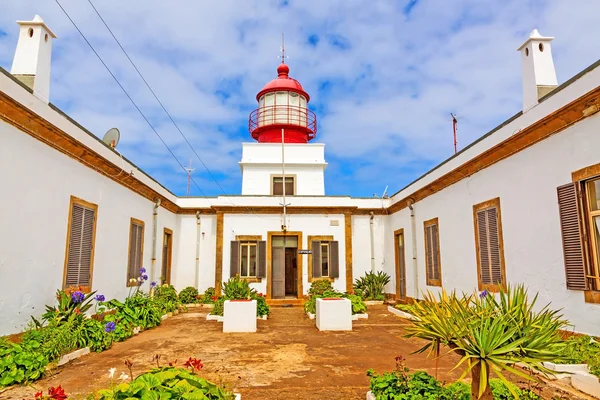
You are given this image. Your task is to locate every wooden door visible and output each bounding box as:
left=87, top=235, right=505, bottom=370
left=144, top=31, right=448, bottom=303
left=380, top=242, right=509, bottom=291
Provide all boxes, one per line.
left=272, top=247, right=285, bottom=298
left=394, top=230, right=406, bottom=300
left=162, top=228, right=173, bottom=285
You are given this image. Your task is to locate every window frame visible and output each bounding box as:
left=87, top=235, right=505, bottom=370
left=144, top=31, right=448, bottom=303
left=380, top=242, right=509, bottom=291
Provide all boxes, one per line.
left=127, top=218, right=145, bottom=286
left=307, top=235, right=335, bottom=282
left=62, top=196, right=98, bottom=292
left=583, top=179, right=600, bottom=291
left=233, top=235, right=264, bottom=282
left=423, top=217, right=442, bottom=287
left=239, top=241, right=258, bottom=278
left=271, top=174, right=296, bottom=196
left=472, top=198, right=506, bottom=292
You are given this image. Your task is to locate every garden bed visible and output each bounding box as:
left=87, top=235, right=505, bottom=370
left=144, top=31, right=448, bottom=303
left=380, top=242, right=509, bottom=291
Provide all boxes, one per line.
left=57, top=347, right=90, bottom=367
left=387, top=305, right=419, bottom=320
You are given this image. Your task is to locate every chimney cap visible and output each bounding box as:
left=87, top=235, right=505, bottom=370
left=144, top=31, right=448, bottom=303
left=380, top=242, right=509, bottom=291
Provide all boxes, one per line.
left=16, top=15, right=57, bottom=39
left=517, top=29, right=553, bottom=51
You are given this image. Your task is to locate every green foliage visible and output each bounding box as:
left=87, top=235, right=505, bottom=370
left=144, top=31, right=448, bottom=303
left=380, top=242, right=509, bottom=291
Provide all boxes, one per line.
left=212, top=297, right=225, bottom=316
left=0, top=338, right=48, bottom=388
left=490, top=379, right=541, bottom=400
left=303, top=289, right=367, bottom=315
left=153, top=285, right=180, bottom=313
left=559, top=335, right=600, bottom=377
left=253, top=293, right=270, bottom=317
left=104, top=293, right=162, bottom=339
left=38, top=289, right=96, bottom=327
left=178, top=286, right=199, bottom=304
left=201, top=287, right=216, bottom=304
left=354, top=271, right=391, bottom=300
left=76, top=318, right=114, bottom=352
left=210, top=277, right=270, bottom=317
left=22, top=317, right=80, bottom=362
left=405, top=285, right=568, bottom=399
left=395, top=303, right=415, bottom=313
left=308, top=279, right=333, bottom=296
left=94, top=366, right=236, bottom=400
left=346, top=293, right=367, bottom=314
left=367, top=356, right=468, bottom=400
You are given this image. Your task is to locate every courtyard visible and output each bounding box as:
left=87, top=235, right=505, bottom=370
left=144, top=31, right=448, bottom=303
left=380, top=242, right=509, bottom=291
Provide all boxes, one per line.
left=1, top=305, right=587, bottom=400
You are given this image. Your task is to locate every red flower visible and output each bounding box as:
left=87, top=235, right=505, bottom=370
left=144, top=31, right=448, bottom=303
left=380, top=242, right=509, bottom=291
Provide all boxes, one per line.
left=48, top=386, right=68, bottom=400
left=168, top=360, right=177, bottom=367
left=184, top=357, right=204, bottom=372
left=35, top=391, right=43, bottom=398
left=211, top=295, right=218, bottom=301
left=74, top=308, right=81, bottom=315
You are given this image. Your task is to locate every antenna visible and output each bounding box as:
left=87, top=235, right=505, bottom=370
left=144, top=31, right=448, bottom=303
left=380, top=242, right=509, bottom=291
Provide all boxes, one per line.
left=451, top=113, right=458, bottom=154
left=279, top=33, right=288, bottom=63
left=102, top=127, right=120, bottom=149
left=184, top=158, right=195, bottom=196
left=382, top=185, right=389, bottom=199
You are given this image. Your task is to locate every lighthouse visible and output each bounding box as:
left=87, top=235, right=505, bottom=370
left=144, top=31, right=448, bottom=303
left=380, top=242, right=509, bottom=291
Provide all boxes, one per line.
left=240, top=60, right=327, bottom=196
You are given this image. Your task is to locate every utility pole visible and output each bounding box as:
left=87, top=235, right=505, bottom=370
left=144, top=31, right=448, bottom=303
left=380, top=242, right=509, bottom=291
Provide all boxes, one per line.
left=184, top=158, right=195, bottom=196
left=451, top=113, right=458, bottom=154
left=281, top=128, right=288, bottom=232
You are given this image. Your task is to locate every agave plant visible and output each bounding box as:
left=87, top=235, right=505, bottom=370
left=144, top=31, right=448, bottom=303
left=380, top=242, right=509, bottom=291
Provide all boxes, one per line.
left=404, top=284, right=568, bottom=399
left=353, top=271, right=391, bottom=300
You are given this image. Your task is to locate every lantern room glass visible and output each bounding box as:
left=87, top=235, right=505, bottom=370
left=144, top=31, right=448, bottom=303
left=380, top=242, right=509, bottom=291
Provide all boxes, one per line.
left=257, top=91, right=307, bottom=128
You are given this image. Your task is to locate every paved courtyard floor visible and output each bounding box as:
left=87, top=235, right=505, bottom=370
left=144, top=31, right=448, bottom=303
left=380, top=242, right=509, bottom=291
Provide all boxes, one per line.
left=2, top=305, right=586, bottom=399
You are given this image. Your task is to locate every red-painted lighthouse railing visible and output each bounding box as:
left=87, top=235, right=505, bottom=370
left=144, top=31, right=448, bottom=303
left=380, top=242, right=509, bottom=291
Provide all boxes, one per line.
left=248, top=105, right=317, bottom=143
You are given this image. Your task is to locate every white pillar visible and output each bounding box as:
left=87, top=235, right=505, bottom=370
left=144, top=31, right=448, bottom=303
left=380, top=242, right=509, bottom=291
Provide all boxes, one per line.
left=517, top=29, right=558, bottom=112
left=11, top=15, right=57, bottom=103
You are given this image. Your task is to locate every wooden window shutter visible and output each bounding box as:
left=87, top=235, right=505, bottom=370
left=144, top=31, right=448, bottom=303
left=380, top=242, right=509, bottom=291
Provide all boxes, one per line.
left=257, top=241, right=266, bottom=278
left=330, top=241, right=340, bottom=278
left=424, top=220, right=441, bottom=286
left=127, top=221, right=144, bottom=281
left=476, top=207, right=503, bottom=286
left=66, top=204, right=95, bottom=287
left=557, top=183, right=588, bottom=290
left=230, top=241, right=240, bottom=278
left=312, top=241, right=322, bottom=278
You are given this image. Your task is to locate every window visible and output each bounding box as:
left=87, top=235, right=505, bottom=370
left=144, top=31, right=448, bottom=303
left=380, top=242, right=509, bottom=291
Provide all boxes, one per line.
left=63, top=196, right=97, bottom=290
left=311, top=239, right=339, bottom=280
left=423, top=218, right=441, bottom=286
left=585, top=179, right=600, bottom=291
left=473, top=199, right=505, bottom=291
left=127, top=218, right=144, bottom=285
left=230, top=240, right=266, bottom=280
left=272, top=176, right=294, bottom=196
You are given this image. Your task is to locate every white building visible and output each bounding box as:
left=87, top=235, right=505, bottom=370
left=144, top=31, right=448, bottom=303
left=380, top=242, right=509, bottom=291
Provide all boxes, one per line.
left=1, top=18, right=600, bottom=335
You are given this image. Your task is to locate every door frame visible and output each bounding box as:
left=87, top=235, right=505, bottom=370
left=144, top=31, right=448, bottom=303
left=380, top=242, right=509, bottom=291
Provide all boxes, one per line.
left=163, top=228, right=173, bottom=285
left=393, top=228, right=407, bottom=301
left=266, top=231, right=302, bottom=299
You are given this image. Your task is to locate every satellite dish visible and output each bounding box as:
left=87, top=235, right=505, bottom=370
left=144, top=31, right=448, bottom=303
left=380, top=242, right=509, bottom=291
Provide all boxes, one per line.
left=102, top=128, right=120, bottom=149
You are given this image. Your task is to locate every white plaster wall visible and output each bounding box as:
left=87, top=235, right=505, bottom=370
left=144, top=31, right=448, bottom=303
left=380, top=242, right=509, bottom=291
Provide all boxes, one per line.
left=0, top=120, right=176, bottom=336
left=241, top=165, right=325, bottom=196
left=221, top=214, right=346, bottom=294
left=351, top=215, right=388, bottom=287
left=385, top=112, right=600, bottom=335
left=172, top=214, right=217, bottom=293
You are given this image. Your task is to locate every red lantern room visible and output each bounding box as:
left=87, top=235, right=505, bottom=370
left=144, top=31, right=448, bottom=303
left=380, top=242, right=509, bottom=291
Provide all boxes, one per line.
left=248, top=62, right=317, bottom=143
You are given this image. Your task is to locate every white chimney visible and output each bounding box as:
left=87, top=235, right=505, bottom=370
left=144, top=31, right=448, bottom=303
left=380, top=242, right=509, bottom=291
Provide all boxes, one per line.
left=517, top=29, right=558, bottom=112
left=11, top=15, right=57, bottom=103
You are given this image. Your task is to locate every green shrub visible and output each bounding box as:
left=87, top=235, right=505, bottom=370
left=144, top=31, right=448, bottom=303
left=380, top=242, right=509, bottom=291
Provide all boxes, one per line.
left=304, top=287, right=367, bottom=315
left=153, top=285, right=179, bottom=313
left=22, top=317, right=80, bottom=362
left=490, top=379, right=541, bottom=400
left=560, top=335, right=600, bottom=377
left=212, top=297, right=225, bottom=316
left=201, top=287, right=216, bottom=304
left=395, top=303, right=414, bottom=313
left=345, top=293, right=367, bottom=314
left=222, top=276, right=252, bottom=299
left=94, top=366, right=235, bottom=399
left=76, top=318, right=113, bottom=352
left=35, top=288, right=96, bottom=327
left=0, top=338, right=48, bottom=387
left=354, top=271, right=390, bottom=300
left=308, top=279, right=333, bottom=296
left=179, top=286, right=199, bottom=304
left=253, top=293, right=270, bottom=317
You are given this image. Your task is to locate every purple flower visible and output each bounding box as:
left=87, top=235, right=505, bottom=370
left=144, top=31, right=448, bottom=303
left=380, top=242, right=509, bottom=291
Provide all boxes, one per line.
left=139, top=267, right=146, bottom=274
left=104, top=321, right=116, bottom=333
left=142, top=274, right=148, bottom=281
left=71, top=291, right=85, bottom=303
left=150, top=281, right=157, bottom=288
left=479, top=290, right=488, bottom=298
left=95, top=294, right=105, bottom=302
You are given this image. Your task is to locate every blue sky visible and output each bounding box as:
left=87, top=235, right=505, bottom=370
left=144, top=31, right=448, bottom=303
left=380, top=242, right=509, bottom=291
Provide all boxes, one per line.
left=1, top=0, right=599, bottom=197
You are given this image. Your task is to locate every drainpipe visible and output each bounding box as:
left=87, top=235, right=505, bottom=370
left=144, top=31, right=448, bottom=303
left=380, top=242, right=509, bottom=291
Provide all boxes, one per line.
left=407, top=199, right=419, bottom=299
left=151, top=198, right=161, bottom=284
left=369, top=211, right=376, bottom=272
left=195, top=211, right=201, bottom=289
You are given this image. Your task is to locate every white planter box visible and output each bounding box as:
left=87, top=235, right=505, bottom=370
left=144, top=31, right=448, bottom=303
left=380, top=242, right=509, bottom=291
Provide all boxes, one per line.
left=366, top=391, right=375, bottom=400
left=223, top=300, right=257, bottom=333
left=316, top=298, right=352, bottom=331
left=571, top=373, right=600, bottom=398
left=234, top=394, right=241, bottom=400
left=257, top=315, right=267, bottom=320
left=307, top=312, right=315, bottom=320
left=387, top=305, right=419, bottom=321
left=57, top=347, right=90, bottom=366
left=206, top=314, right=223, bottom=322
left=352, top=313, right=368, bottom=320
left=364, top=300, right=384, bottom=306
left=542, top=362, right=590, bottom=374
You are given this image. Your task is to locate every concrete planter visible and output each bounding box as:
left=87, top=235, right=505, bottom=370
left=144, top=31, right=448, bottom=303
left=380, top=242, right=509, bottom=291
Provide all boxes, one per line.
left=57, top=347, right=90, bottom=366
left=206, top=314, right=223, bottom=322
left=223, top=300, right=257, bottom=333
left=234, top=394, right=241, bottom=400
left=571, top=373, right=600, bottom=398
left=352, top=313, right=368, bottom=320
left=366, top=391, right=375, bottom=400
left=257, top=315, right=267, bottom=320
left=316, top=298, right=352, bottom=331
left=364, top=300, right=384, bottom=306
left=387, top=305, right=419, bottom=321
left=307, top=312, right=315, bottom=320
left=542, top=362, right=590, bottom=374
left=161, top=314, right=168, bottom=320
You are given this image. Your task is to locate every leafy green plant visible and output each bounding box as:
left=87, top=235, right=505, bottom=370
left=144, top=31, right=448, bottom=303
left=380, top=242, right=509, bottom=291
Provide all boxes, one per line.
left=201, top=287, right=216, bottom=304
left=95, top=366, right=236, bottom=399
left=222, top=276, right=252, bottom=299
left=395, top=303, right=415, bottom=313
left=354, top=271, right=390, bottom=300
left=0, top=338, right=48, bottom=387
left=153, top=285, right=179, bottom=314
left=303, top=288, right=367, bottom=315
left=405, top=285, right=568, bottom=399
left=212, top=297, right=225, bottom=316
left=490, top=379, right=541, bottom=400
left=105, top=294, right=162, bottom=331
left=22, top=317, right=80, bottom=362
left=37, top=288, right=96, bottom=327
left=559, top=335, right=600, bottom=377
left=76, top=318, right=114, bottom=352
left=179, top=286, right=199, bottom=304
left=345, top=293, right=367, bottom=314
left=253, top=293, right=269, bottom=317
left=308, top=279, right=333, bottom=296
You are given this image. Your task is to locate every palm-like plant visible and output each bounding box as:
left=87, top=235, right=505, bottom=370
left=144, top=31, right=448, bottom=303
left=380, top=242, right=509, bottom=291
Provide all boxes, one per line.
left=405, top=285, right=568, bottom=399
left=353, top=271, right=391, bottom=300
